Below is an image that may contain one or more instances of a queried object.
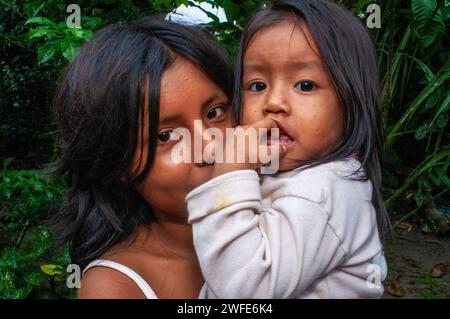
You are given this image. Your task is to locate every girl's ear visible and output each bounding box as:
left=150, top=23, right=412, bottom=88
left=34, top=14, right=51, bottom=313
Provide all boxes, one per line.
left=119, top=171, right=139, bottom=189
left=119, top=174, right=129, bottom=183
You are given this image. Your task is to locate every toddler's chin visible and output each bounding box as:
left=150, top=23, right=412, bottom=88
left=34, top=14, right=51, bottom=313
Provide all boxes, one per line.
left=270, top=159, right=301, bottom=173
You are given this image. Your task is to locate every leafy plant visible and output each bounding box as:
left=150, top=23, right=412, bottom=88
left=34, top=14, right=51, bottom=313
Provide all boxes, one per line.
left=373, top=0, right=450, bottom=225
left=0, top=158, right=71, bottom=298
left=0, top=158, right=66, bottom=230
left=25, top=16, right=99, bottom=64
left=0, top=227, right=73, bottom=299
left=411, top=0, right=446, bottom=52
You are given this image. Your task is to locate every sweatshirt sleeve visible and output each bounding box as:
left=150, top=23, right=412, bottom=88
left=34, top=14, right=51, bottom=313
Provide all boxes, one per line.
left=186, top=169, right=346, bottom=299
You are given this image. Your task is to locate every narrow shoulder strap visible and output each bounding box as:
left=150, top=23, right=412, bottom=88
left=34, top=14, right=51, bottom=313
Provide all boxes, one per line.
left=83, top=259, right=158, bottom=299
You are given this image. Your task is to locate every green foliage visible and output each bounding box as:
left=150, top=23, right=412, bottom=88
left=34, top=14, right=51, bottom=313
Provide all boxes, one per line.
left=411, top=0, right=447, bottom=50
left=374, top=0, right=450, bottom=222
left=385, top=147, right=450, bottom=205
left=25, top=16, right=97, bottom=64
left=0, top=1, right=61, bottom=166
left=0, top=227, right=73, bottom=299
left=0, top=158, right=71, bottom=298
left=417, top=276, right=448, bottom=299
left=0, top=158, right=66, bottom=229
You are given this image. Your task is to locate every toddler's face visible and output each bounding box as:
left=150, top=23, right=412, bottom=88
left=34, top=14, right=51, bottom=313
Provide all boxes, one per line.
left=242, top=19, right=344, bottom=170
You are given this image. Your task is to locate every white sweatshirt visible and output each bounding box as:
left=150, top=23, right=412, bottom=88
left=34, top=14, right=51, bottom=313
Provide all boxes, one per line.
left=186, top=158, right=387, bottom=299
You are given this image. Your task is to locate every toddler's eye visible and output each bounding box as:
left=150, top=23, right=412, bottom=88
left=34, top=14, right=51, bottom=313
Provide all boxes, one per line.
left=248, top=81, right=267, bottom=92
left=206, top=105, right=227, bottom=121
left=295, top=80, right=316, bottom=92
left=157, top=130, right=174, bottom=143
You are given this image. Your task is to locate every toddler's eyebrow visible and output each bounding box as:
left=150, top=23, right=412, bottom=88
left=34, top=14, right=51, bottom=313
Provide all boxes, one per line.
left=244, top=63, right=266, bottom=73
left=244, top=60, right=322, bottom=73
left=290, top=60, right=322, bottom=71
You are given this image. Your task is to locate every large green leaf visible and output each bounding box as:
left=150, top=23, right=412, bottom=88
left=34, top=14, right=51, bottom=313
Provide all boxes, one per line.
left=385, top=146, right=450, bottom=208
left=386, top=56, right=450, bottom=147
left=411, top=0, right=446, bottom=49
left=25, top=17, right=57, bottom=27
left=36, top=41, right=58, bottom=64
left=428, top=90, right=450, bottom=130
left=66, top=28, right=93, bottom=41
left=28, top=27, right=57, bottom=39
left=222, top=0, right=241, bottom=22
left=40, top=264, right=64, bottom=276
left=59, top=38, right=79, bottom=61
left=400, top=53, right=435, bottom=81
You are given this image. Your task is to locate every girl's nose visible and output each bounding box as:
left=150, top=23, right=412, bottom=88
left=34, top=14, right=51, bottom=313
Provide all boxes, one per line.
left=192, top=120, right=215, bottom=167
left=194, top=160, right=211, bottom=168
left=263, top=88, right=291, bottom=116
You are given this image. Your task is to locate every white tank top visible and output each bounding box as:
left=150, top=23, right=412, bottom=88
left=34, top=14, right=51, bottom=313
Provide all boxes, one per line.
left=83, top=259, right=158, bottom=299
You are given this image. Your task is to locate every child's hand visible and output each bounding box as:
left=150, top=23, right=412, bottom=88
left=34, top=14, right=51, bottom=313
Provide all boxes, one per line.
left=211, top=117, right=286, bottom=177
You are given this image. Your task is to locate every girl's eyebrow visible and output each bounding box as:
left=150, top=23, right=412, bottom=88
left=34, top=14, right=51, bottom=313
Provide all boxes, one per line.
left=158, top=113, right=183, bottom=126
left=158, top=92, right=225, bottom=125
left=200, top=92, right=223, bottom=111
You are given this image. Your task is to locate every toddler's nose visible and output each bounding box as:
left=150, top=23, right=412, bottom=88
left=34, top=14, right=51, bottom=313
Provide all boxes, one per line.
left=263, top=89, right=291, bottom=115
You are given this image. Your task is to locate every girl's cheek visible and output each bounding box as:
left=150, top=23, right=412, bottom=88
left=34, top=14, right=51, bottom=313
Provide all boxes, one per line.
left=214, top=118, right=234, bottom=131
left=155, top=147, right=182, bottom=168
left=146, top=152, right=191, bottom=193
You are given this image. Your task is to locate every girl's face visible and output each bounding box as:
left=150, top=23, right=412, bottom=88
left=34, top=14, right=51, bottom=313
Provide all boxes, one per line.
left=242, top=19, right=344, bottom=170
left=130, top=56, right=233, bottom=220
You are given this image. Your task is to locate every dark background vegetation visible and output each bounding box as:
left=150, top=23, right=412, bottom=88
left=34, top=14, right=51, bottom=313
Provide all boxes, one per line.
left=0, top=0, right=449, bottom=298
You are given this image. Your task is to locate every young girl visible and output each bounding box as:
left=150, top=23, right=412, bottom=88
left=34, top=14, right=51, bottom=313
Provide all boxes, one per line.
left=186, top=0, right=389, bottom=298
left=53, top=17, right=235, bottom=298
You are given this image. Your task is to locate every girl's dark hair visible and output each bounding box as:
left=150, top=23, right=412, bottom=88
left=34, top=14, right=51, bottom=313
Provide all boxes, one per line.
left=234, top=0, right=390, bottom=238
left=53, top=17, right=232, bottom=270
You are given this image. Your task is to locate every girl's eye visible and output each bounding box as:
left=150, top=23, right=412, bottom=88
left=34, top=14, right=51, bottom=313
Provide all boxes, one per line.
left=206, top=105, right=227, bottom=121
left=248, top=81, right=267, bottom=92
left=157, top=130, right=174, bottom=143
left=295, top=80, right=316, bottom=92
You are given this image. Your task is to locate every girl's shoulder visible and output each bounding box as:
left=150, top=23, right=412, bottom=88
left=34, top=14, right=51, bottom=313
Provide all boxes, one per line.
left=78, top=229, right=161, bottom=299
left=79, top=261, right=149, bottom=299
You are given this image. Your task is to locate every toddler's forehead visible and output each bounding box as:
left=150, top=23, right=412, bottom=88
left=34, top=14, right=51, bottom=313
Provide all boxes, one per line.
left=243, top=20, right=321, bottom=68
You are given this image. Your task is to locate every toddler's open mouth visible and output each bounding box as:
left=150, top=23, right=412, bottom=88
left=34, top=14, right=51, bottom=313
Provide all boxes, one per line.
left=267, top=125, right=294, bottom=147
